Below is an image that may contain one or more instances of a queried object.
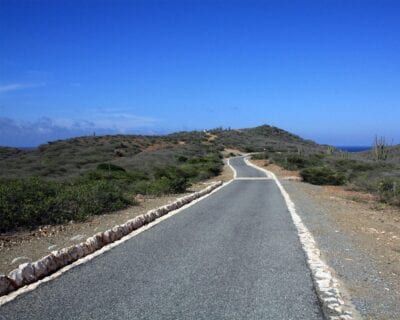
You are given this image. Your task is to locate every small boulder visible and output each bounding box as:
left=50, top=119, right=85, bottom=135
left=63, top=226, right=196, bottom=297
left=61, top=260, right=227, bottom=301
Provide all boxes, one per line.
left=7, top=268, right=24, bottom=288
left=20, top=263, right=36, bottom=285
left=127, top=216, right=144, bottom=230
left=0, top=275, right=15, bottom=296
left=52, top=248, right=71, bottom=268
left=80, top=242, right=92, bottom=256
left=120, top=224, right=130, bottom=237
left=85, top=237, right=96, bottom=253
left=8, top=263, right=35, bottom=287
left=32, top=259, right=48, bottom=279
left=111, top=226, right=122, bottom=241
left=40, top=254, right=58, bottom=273
left=93, top=232, right=104, bottom=249
left=144, top=211, right=155, bottom=223
left=102, top=230, right=113, bottom=244
left=67, top=245, right=84, bottom=261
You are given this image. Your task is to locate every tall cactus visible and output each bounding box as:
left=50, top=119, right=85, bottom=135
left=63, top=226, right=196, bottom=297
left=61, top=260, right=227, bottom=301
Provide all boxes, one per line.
left=373, top=135, right=389, bottom=161
left=326, top=146, right=335, bottom=155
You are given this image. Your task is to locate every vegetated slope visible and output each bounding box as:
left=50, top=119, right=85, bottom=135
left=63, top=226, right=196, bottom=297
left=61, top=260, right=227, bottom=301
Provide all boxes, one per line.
left=0, top=125, right=321, bottom=180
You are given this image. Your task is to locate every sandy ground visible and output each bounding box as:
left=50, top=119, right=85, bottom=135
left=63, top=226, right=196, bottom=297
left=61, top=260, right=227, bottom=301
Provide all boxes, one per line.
left=0, top=163, right=233, bottom=275
left=252, top=159, right=400, bottom=319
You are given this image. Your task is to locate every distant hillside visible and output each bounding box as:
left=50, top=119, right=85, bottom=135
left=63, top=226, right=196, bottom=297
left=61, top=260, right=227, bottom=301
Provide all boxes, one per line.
left=209, top=125, right=324, bottom=153
left=0, top=125, right=322, bottom=180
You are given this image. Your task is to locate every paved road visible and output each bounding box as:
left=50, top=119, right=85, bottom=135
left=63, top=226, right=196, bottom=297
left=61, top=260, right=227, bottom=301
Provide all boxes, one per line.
left=229, top=156, right=267, bottom=178
left=0, top=157, right=323, bottom=320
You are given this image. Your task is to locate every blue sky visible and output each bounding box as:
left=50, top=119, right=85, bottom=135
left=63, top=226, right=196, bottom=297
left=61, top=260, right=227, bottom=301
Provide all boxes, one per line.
left=1, top=0, right=399, bottom=147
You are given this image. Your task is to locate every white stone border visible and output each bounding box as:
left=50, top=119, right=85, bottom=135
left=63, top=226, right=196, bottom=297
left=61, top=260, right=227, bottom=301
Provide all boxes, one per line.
left=245, top=157, right=361, bottom=320
left=0, top=181, right=230, bottom=305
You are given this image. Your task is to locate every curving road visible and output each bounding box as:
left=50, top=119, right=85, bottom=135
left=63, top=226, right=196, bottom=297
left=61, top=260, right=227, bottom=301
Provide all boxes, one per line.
left=0, top=157, right=323, bottom=320
left=228, top=156, right=268, bottom=178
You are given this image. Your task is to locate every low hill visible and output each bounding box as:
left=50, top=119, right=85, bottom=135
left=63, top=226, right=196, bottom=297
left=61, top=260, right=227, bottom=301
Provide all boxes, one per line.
left=0, top=125, right=322, bottom=180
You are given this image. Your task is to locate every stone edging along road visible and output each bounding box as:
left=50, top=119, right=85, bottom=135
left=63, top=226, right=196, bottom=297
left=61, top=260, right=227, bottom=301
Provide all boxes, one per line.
left=0, top=181, right=224, bottom=302
left=244, top=158, right=362, bottom=320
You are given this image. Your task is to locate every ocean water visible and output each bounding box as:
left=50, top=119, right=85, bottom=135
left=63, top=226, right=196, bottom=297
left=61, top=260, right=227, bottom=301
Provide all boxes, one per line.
left=335, top=146, right=371, bottom=152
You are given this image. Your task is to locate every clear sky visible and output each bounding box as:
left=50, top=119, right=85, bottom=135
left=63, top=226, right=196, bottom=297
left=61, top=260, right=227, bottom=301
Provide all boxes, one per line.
left=1, top=0, right=399, bottom=147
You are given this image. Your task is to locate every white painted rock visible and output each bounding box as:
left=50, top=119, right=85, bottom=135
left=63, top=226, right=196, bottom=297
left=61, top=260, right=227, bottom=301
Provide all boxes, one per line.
left=85, top=237, right=96, bottom=253
left=52, top=248, right=71, bottom=267
left=80, top=242, right=92, bottom=256
left=93, top=233, right=104, bottom=249
left=40, top=254, right=58, bottom=273
left=156, top=208, right=165, bottom=217
left=128, top=216, right=144, bottom=230
left=0, top=275, right=15, bottom=296
left=144, top=212, right=155, bottom=223
left=20, top=263, right=36, bottom=284
left=120, top=224, right=130, bottom=236
left=102, top=230, right=113, bottom=244
left=67, top=245, right=84, bottom=261
left=8, top=263, right=35, bottom=286
left=111, top=226, right=122, bottom=241
left=32, top=259, right=48, bottom=279
left=51, top=250, right=64, bottom=268
left=7, top=268, right=24, bottom=288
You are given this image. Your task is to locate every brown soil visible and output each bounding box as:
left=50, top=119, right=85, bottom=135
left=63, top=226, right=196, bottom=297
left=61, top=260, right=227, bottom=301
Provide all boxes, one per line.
left=222, top=148, right=242, bottom=158
left=0, top=164, right=234, bottom=275
left=251, top=160, right=301, bottom=179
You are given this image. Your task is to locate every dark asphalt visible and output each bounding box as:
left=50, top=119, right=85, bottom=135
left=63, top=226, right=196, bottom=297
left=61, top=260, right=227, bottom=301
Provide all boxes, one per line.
left=229, top=156, right=268, bottom=178
left=0, top=157, right=324, bottom=320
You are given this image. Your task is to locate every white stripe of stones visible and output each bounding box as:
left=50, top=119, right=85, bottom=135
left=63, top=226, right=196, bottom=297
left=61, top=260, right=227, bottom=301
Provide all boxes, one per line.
left=244, top=157, right=361, bottom=320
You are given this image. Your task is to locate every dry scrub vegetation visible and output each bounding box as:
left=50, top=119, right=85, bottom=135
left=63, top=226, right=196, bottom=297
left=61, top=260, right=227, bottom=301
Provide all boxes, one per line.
left=2, top=124, right=398, bottom=233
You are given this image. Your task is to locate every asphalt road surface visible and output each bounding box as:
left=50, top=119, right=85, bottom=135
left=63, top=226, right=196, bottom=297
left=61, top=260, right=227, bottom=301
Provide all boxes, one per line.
left=0, top=157, right=324, bottom=320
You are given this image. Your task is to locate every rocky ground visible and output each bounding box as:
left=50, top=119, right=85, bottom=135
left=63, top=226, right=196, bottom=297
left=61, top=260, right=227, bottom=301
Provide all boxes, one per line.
left=252, top=159, right=400, bottom=320
left=0, top=163, right=233, bottom=275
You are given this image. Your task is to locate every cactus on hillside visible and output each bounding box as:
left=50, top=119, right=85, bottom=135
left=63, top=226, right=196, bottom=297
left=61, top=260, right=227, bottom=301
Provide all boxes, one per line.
left=373, top=135, right=389, bottom=161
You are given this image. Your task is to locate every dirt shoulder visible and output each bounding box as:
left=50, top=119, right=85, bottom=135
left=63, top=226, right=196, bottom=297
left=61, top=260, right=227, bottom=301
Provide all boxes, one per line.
left=251, top=159, right=400, bottom=319
left=0, top=163, right=233, bottom=275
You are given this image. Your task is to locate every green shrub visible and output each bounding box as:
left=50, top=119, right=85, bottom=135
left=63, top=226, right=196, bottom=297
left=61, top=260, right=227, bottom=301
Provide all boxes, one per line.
left=152, top=166, right=190, bottom=194
left=0, top=178, right=131, bottom=232
left=300, top=167, right=346, bottom=185
left=251, top=152, right=269, bottom=160
left=377, top=178, right=400, bottom=206
left=270, top=153, right=324, bottom=170
left=96, top=163, right=126, bottom=172
left=177, top=155, right=188, bottom=162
